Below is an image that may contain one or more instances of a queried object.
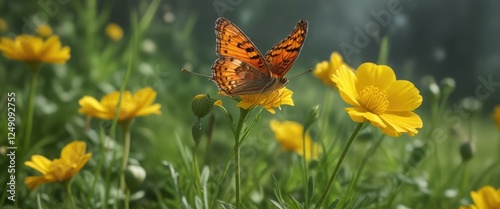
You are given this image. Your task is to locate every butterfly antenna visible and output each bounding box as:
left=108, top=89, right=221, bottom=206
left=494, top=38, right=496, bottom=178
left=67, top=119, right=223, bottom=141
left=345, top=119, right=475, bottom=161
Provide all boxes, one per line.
left=181, top=69, right=212, bottom=78
left=288, top=69, right=313, bottom=80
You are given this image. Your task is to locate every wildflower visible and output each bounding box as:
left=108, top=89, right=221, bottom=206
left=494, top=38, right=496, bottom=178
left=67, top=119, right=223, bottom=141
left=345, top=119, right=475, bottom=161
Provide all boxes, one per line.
left=237, top=87, right=294, bottom=114
left=460, top=185, right=500, bottom=209
left=24, top=141, right=92, bottom=190
left=78, top=87, right=161, bottom=122
left=270, top=119, right=321, bottom=160
left=105, top=23, right=123, bottom=41
left=37, top=24, right=53, bottom=37
left=331, top=63, right=423, bottom=137
left=0, top=18, right=7, bottom=32
left=494, top=106, right=500, bottom=130
left=0, top=35, right=70, bottom=65
left=313, top=52, right=353, bottom=87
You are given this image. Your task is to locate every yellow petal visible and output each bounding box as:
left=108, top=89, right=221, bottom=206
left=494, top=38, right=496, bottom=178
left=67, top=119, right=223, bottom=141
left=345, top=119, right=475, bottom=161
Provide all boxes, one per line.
left=25, top=155, right=52, bottom=174
left=471, top=186, right=500, bottom=208
left=25, top=176, right=51, bottom=190
left=61, top=141, right=87, bottom=162
left=493, top=106, right=500, bottom=130
left=386, top=80, right=423, bottom=111
left=78, top=96, right=112, bottom=119
left=378, top=111, right=423, bottom=137
left=135, top=104, right=161, bottom=116
left=332, top=65, right=360, bottom=107
left=356, top=63, right=395, bottom=92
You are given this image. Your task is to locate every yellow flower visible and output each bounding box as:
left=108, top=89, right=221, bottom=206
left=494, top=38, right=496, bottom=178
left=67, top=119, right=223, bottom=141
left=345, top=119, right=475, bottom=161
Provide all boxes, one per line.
left=314, top=52, right=354, bottom=87
left=0, top=18, right=7, bottom=32
left=0, top=35, right=70, bottom=64
left=270, top=119, right=321, bottom=161
left=78, top=87, right=161, bottom=122
left=237, top=87, right=294, bottom=114
left=494, top=106, right=500, bottom=130
left=105, top=23, right=123, bottom=41
left=460, top=185, right=500, bottom=209
left=24, top=141, right=92, bottom=190
left=331, top=63, right=423, bottom=137
left=37, top=24, right=53, bottom=37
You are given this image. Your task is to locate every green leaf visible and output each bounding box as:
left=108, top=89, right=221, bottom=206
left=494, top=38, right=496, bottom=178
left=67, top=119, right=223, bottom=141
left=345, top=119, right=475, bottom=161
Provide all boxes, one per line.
left=218, top=200, right=236, bottom=209
left=327, top=199, right=339, bottom=209
left=308, top=176, right=314, bottom=200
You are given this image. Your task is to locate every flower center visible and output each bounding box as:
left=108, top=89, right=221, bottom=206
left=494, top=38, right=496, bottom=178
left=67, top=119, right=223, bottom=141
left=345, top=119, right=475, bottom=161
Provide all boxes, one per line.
left=359, top=85, right=389, bottom=114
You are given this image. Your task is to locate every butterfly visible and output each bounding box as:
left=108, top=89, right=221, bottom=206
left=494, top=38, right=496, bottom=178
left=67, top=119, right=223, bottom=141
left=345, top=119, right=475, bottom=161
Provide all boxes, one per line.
left=211, top=17, right=308, bottom=96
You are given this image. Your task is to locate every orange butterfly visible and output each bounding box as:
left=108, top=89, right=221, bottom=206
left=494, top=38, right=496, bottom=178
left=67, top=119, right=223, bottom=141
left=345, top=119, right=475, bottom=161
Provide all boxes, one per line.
left=211, top=17, right=308, bottom=96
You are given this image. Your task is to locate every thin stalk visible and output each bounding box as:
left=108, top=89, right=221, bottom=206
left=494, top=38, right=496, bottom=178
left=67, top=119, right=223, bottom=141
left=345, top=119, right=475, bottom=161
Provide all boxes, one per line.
left=210, top=149, right=235, bottom=208
left=343, top=134, right=385, bottom=206
left=64, top=181, right=76, bottom=209
left=315, top=123, right=364, bottom=209
left=23, top=67, right=39, bottom=149
left=120, top=121, right=131, bottom=192
left=302, top=127, right=310, bottom=209
left=192, top=144, right=202, bottom=196
left=125, top=189, right=130, bottom=209
left=234, top=108, right=250, bottom=208
left=84, top=125, right=107, bottom=208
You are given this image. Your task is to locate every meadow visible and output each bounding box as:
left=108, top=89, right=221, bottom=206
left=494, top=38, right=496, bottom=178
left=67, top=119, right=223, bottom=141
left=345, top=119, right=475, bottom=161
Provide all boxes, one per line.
left=1, top=0, right=500, bottom=209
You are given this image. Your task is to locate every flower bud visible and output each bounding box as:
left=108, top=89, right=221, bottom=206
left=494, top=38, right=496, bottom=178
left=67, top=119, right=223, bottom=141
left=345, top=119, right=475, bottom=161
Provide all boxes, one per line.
left=428, top=83, right=440, bottom=104
left=192, top=119, right=202, bottom=144
left=192, top=94, right=214, bottom=118
left=405, top=142, right=426, bottom=171
left=460, top=97, right=482, bottom=115
left=440, top=77, right=455, bottom=97
left=304, top=105, right=320, bottom=130
left=125, top=164, right=146, bottom=191
left=459, top=141, right=474, bottom=162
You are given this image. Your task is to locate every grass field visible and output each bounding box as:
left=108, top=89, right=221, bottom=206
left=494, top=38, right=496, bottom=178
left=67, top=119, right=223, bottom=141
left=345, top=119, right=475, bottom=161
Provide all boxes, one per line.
left=1, top=0, right=500, bottom=209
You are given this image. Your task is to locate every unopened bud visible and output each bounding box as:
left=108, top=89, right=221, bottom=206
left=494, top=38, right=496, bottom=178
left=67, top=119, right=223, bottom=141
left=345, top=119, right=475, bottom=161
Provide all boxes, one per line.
left=192, top=94, right=215, bottom=118
left=125, top=165, right=146, bottom=191
left=405, top=143, right=426, bottom=171
left=304, top=105, right=320, bottom=130
left=460, top=97, right=482, bottom=114
left=459, top=141, right=474, bottom=162
left=440, top=77, right=455, bottom=97
left=429, top=83, right=440, bottom=103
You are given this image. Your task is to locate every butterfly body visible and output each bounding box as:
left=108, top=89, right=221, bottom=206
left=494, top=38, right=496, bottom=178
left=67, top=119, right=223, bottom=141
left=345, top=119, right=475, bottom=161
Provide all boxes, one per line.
left=211, top=17, right=308, bottom=96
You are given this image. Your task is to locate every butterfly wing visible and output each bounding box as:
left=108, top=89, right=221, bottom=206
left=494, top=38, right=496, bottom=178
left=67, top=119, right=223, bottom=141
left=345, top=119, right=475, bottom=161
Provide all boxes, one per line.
left=215, top=17, right=269, bottom=75
left=265, top=20, right=308, bottom=78
left=211, top=57, right=273, bottom=96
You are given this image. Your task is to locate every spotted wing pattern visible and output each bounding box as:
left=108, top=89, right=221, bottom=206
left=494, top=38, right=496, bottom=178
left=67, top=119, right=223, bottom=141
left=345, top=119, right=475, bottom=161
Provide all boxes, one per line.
left=214, top=17, right=268, bottom=75
left=265, top=20, right=308, bottom=77
left=211, top=57, right=272, bottom=95
left=211, top=17, right=308, bottom=96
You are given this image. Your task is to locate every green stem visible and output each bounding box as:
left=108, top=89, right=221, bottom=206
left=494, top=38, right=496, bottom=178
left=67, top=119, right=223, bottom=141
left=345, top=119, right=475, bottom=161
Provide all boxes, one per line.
left=85, top=125, right=107, bottom=208
left=193, top=143, right=202, bottom=196
left=343, top=134, right=385, bottom=206
left=302, top=127, right=310, bottom=209
left=125, top=189, right=130, bottom=209
left=23, top=67, right=39, bottom=150
left=234, top=108, right=250, bottom=208
left=64, top=181, right=76, bottom=209
left=315, top=123, right=364, bottom=209
left=120, top=121, right=131, bottom=192
left=210, top=149, right=235, bottom=208
left=377, top=36, right=389, bottom=65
